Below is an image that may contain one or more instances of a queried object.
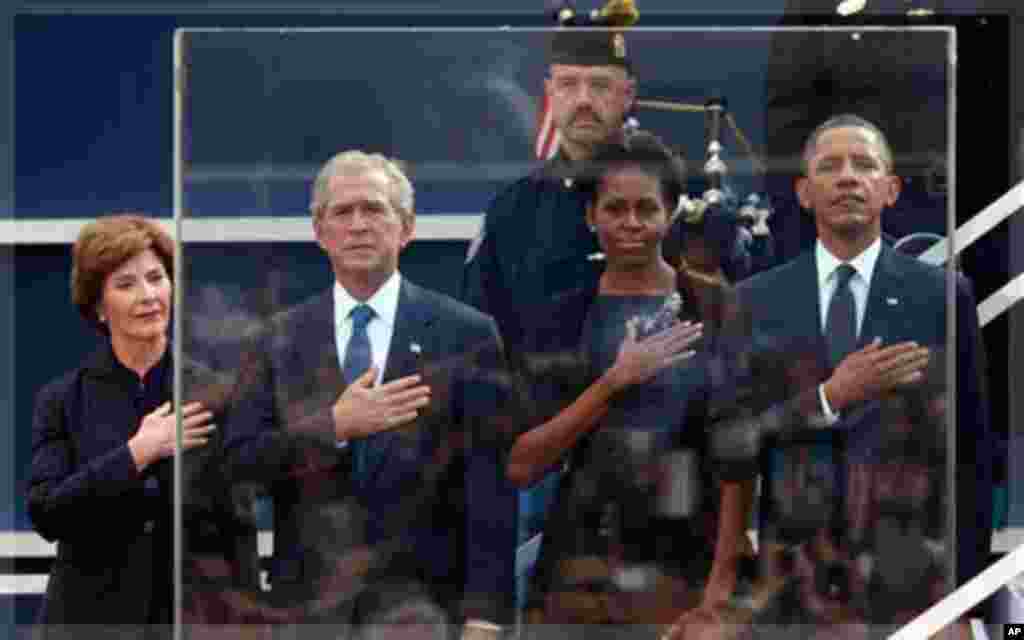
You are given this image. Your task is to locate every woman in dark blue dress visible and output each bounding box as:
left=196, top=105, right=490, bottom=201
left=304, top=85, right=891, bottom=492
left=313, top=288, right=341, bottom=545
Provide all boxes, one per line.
left=507, top=132, right=753, bottom=635
left=26, top=215, right=252, bottom=637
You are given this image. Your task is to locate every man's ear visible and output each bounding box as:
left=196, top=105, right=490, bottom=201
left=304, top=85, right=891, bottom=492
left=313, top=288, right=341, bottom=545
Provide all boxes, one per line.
left=312, top=214, right=327, bottom=251
left=399, top=215, right=416, bottom=250
left=585, top=203, right=596, bottom=230
left=795, top=176, right=811, bottom=211
left=623, top=75, right=637, bottom=111
left=884, top=174, right=902, bottom=208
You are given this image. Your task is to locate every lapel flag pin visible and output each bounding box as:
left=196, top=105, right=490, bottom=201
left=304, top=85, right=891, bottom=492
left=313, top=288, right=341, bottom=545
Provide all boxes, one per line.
left=886, top=297, right=899, bottom=306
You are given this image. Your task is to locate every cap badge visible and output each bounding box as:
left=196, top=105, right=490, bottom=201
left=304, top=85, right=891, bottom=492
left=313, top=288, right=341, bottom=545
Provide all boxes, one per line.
left=613, top=33, right=626, bottom=59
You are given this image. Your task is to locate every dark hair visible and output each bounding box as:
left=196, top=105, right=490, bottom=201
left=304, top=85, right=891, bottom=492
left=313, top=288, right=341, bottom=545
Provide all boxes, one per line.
left=801, top=113, right=894, bottom=175
left=577, top=130, right=687, bottom=211
left=71, top=213, right=174, bottom=333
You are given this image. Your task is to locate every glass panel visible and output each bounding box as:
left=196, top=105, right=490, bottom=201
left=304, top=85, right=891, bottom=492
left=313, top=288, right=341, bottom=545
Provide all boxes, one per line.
left=0, top=247, right=13, bottom=639
left=174, top=26, right=958, bottom=639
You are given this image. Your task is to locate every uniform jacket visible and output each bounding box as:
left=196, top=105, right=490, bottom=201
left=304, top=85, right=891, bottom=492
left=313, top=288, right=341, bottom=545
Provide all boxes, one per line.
left=461, top=154, right=603, bottom=354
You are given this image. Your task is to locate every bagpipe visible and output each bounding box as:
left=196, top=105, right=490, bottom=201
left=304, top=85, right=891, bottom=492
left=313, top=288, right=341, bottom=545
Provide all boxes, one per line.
left=636, top=94, right=772, bottom=237
left=633, top=93, right=777, bottom=283
left=552, top=1, right=950, bottom=283
left=548, top=1, right=775, bottom=283
left=550, top=1, right=774, bottom=236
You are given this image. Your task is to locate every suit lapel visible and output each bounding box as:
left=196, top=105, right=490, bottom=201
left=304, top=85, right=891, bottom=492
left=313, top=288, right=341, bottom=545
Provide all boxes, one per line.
left=780, top=252, right=827, bottom=362
left=744, top=251, right=827, bottom=374
left=858, top=246, right=907, bottom=348
left=295, top=290, right=346, bottom=392
left=383, top=280, right=435, bottom=383
left=795, top=252, right=825, bottom=351
left=362, top=280, right=436, bottom=490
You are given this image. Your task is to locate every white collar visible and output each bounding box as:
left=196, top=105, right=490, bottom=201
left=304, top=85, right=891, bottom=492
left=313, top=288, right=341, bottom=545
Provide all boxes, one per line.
left=333, top=271, right=402, bottom=328
left=816, top=237, right=882, bottom=289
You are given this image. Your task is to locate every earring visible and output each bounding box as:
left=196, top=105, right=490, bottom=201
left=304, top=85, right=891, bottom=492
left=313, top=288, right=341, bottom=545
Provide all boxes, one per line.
left=588, top=225, right=596, bottom=233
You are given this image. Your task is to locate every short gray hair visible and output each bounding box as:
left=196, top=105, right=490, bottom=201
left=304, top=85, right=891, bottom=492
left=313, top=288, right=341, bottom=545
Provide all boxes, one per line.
left=801, top=114, right=894, bottom=175
left=309, top=150, right=415, bottom=223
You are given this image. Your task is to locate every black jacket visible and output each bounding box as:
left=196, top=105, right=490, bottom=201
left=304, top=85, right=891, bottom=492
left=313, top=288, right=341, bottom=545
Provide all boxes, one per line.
left=27, top=341, right=258, bottom=628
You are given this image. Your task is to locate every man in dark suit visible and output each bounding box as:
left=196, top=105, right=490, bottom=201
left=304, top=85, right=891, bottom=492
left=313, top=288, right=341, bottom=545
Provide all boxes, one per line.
left=225, top=150, right=518, bottom=636
left=714, top=114, right=991, bottom=630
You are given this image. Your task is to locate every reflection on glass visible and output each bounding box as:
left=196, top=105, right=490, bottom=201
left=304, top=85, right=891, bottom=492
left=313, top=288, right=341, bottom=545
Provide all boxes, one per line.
left=173, top=27, right=956, bottom=640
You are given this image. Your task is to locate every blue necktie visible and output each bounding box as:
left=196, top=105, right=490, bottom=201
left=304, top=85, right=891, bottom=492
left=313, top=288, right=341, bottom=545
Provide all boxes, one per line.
left=824, top=264, right=858, bottom=542
left=343, top=304, right=375, bottom=487
left=826, top=264, right=858, bottom=368
left=342, top=304, right=374, bottom=383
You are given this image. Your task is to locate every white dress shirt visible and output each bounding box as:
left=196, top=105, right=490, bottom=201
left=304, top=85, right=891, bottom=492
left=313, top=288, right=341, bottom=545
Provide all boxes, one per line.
left=815, top=237, right=882, bottom=421
left=332, top=271, right=402, bottom=385
left=331, top=272, right=402, bottom=447
left=815, top=238, right=881, bottom=338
